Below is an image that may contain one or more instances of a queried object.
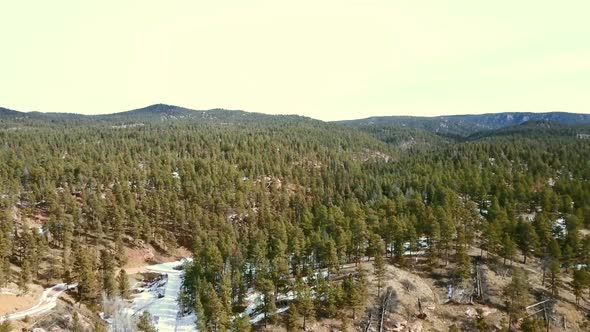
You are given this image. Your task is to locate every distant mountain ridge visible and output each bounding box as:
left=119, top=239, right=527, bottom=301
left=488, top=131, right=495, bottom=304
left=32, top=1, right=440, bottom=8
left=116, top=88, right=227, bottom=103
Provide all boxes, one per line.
left=104, top=103, right=314, bottom=124
left=0, top=107, right=24, bottom=117
left=337, top=112, right=590, bottom=136
left=0, top=104, right=316, bottom=127
left=111, top=103, right=195, bottom=117
left=0, top=104, right=239, bottom=119
left=2, top=105, right=589, bottom=136
left=106, top=103, right=256, bottom=120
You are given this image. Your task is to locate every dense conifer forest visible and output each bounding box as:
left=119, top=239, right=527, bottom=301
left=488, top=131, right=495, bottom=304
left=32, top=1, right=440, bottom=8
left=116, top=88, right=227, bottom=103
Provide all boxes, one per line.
left=0, top=106, right=590, bottom=331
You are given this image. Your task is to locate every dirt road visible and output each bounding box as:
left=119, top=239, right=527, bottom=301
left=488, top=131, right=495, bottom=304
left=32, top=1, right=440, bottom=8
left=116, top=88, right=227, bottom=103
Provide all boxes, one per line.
left=0, top=283, right=77, bottom=322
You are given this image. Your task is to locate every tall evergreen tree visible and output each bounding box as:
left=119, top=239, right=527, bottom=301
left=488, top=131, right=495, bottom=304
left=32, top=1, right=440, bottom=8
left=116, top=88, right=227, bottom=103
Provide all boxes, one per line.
left=233, top=314, right=252, bottom=332
left=117, top=269, right=130, bottom=299
left=503, top=268, right=530, bottom=328
left=286, top=304, right=300, bottom=332
left=137, top=311, right=157, bottom=332
left=295, top=278, right=314, bottom=330
left=515, top=219, right=539, bottom=264
left=572, top=268, right=588, bottom=305
left=548, top=259, right=561, bottom=298
left=455, top=228, right=471, bottom=280
left=100, top=249, right=117, bottom=298
left=501, top=233, right=516, bottom=266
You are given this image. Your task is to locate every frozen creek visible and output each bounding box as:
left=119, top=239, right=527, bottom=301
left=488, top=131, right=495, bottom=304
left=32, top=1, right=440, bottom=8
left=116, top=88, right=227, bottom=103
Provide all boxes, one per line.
left=130, top=259, right=196, bottom=332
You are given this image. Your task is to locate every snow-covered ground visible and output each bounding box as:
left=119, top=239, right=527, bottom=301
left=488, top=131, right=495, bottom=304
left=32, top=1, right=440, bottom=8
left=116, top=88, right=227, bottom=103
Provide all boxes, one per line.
left=387, top=237, right=429, bottom=257
left=130, top=259, right=196, bottom=332
left=128, top=259, right=328, bottom=330
left=554, top=217, right=567, bottom=238
left=242, top=289, right=295, bottom=324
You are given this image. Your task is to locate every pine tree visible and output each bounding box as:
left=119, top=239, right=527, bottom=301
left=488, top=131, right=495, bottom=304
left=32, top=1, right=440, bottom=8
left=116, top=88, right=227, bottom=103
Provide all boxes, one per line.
left=194, top=295, right=206, bottom=331
left=77, top=250, right=100, bottom=303
left=455, top=228, right=471, bottom=280
left=117, top=269, right=130, bottom=299
left=205, top=286, right=229, bottom=331
left=324, top=238, right=339, bottom=277
left=100, top=249, right=117, bottom=298
left=233, top=314, right=252, bottom=332
left=286, top=304, right=300, bottom=332
left=270, top=254, right=289, bottom=296
left=579, top=237, right=590, bottom=272
left=220, top=272, right=232, bottom=313
left=515, top=219, right=539, bottom=264
left=0, top=258, right=9, bottom=288
left=562, top=244, right=574, bottom=272
left=438, top=212, right=455, bottom=265
left=137, top=311, right=157, bottom=332
left=391, top=217, right=407, bottom=264
left=548, top=259, right=561, bottom=298
left=295, top=278, right=314, bottom=330
left=346, top=200, right=367, bottom=265
left=406, top=222, right=418, bottom=255
left=233, top=268, right=247, bottom=308
left=323, top=282, right=341, bottom=318
left=373, top=238, right=386, bottom=296
left=15, top=225, right=34, bottom=293
left=501, top=233, right=516, bottom=266
left=427, top=221, right=441, bottom=269
left=0, top=209, right=11, bottom=287
left=18, top=258, right=31, bottom=293
left=345, top=276, right=364, bottom=321
left=503, top=268, right=530, bottom=327
left=314, top=276, right=329, bottom=316
left=482, top=221, right=500, bottom=257
left=542, top=239, right=561, bottom=286
left=30, top=228, right=45, bottom=279
left=62, top=242, right=72, bottom=282
left=533, top=213, right=552, bottom=246
left=572, top=268, right=588, bottom=305
left=114, top=235, right=127, bottom=267
left=46, top=255, right=61, bottom=283
left=256, top=277, right=277, bottom=327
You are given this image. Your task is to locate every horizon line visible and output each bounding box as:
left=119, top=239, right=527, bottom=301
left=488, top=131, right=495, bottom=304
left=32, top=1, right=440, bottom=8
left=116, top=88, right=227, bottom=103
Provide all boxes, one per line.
left=1, top=103, right=588, bottom=122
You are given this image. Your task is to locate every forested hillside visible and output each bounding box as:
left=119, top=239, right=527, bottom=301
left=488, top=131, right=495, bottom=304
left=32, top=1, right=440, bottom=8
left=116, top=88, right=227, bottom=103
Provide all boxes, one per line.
left=338, top=111, right=590, bottom=136
left=0, top=106, right=589, bottom=331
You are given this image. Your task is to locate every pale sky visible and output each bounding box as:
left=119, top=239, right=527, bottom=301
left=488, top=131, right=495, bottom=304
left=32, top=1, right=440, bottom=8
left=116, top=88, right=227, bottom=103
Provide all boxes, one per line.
left=1, top=1, right=589, bottom=121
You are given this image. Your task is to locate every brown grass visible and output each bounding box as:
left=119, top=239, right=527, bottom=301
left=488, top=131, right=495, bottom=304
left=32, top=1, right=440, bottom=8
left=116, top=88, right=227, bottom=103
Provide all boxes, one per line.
left=0, top=283, right=44, bottom=316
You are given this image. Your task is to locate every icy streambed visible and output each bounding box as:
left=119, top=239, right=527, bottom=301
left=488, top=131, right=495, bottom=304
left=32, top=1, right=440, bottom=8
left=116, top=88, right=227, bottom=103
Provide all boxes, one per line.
left=129, top=259, right=312, bottom=330
left=130, top=259, right=196, bottom=332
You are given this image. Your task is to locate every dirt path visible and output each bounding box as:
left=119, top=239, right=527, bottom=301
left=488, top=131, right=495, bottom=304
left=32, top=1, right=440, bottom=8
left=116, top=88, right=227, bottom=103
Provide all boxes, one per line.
left=0, top=283, right=77, bottom=322
left=124, top=266, right=149, bottom=275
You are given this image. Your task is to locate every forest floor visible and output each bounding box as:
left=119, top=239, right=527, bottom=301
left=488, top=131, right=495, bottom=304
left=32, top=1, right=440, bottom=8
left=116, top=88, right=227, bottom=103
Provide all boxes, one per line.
left=265, top=248, right=589, bottom=332
left=124, top=243, right=192, bottom=274
left=0, top=283, right=44, bottom=317
left=471, top=246, right=589, bottom=330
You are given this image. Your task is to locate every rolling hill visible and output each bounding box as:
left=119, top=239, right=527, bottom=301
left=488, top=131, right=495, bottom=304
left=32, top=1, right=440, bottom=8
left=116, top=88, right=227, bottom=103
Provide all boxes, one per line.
left=337, top=112, right=590, bottom=136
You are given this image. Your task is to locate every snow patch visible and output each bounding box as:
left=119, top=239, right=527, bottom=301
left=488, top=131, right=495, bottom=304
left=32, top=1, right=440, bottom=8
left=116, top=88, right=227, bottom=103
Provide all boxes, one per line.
left=129, top=259, right=196, bottom=332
